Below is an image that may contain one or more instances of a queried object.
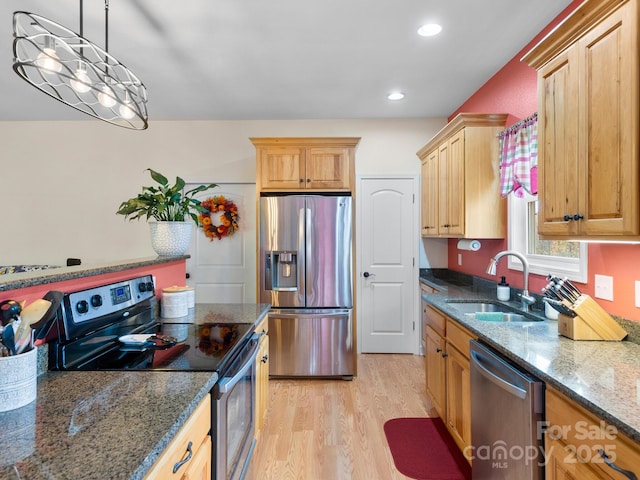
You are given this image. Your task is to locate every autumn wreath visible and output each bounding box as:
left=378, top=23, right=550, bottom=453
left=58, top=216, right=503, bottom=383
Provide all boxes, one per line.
left=198, top=195, right=239, bottom=241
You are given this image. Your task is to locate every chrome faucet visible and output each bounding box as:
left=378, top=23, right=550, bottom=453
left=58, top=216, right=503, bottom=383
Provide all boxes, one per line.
left=486, top=250, right=536, bottom=312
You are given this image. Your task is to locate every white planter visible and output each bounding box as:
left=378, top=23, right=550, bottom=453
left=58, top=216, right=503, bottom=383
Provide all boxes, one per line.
left=149, top=221, right=193, bottom=256
left=0, top=347, right=37, bottom=412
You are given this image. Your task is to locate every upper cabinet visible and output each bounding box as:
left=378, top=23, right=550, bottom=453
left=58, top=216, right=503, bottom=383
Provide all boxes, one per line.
left=251, top=137, right=360, bottom=192
left=417, top=113, right=507, bottom=239
left=523, top=0, right=639, bottom=238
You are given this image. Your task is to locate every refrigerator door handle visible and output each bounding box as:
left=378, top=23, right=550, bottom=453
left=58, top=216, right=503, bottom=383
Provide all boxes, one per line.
left=304, top=205, right=312, bottom=302
left=270, top=310, right=350, bottom=318
left=299, top=206, right=307, bottom=305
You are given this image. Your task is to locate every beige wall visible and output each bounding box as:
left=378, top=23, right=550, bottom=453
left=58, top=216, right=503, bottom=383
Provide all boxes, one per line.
left=1, top=117, right=445, bottom=266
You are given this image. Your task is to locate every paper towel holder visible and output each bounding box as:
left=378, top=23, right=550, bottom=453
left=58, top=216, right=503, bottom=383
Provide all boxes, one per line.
left=457, top=239, right=481, bottom=251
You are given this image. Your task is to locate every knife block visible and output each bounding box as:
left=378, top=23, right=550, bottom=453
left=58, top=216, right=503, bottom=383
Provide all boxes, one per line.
left=557, top=294, right=627, bottom=341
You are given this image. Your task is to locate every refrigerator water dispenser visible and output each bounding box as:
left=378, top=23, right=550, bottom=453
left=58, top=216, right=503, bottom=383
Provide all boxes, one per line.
left=265, top=251, right=298, bottom=291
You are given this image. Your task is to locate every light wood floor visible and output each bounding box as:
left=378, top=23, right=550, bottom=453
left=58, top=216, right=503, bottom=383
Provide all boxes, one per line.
left=245, top=353, right=436, bottom=480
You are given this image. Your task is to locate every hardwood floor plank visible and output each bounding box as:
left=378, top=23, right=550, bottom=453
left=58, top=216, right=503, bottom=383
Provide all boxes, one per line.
left=246, top=353, right=433, bottom=480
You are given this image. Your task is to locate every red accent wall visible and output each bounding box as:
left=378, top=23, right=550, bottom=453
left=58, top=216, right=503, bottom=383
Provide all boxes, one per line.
left=445, top=0, right=640, bottom=322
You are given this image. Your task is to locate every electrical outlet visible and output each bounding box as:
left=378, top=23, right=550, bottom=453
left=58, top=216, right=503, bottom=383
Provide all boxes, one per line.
left=635, top=281, right=640, bottom=308
left=458, top=254, right=462, bottom=266
left=594, top=274, right=614, bottom=301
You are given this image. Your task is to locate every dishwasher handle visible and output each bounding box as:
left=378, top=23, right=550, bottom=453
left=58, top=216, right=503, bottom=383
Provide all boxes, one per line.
left=471, top=349, right=527, bottom=399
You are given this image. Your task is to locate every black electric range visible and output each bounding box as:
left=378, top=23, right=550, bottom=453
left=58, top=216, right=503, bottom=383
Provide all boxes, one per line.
left=46, top=275, right=254, bottom=373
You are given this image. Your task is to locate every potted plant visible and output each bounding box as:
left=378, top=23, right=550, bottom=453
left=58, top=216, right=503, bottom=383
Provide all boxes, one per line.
left=116, top=168, right=217, bottom=256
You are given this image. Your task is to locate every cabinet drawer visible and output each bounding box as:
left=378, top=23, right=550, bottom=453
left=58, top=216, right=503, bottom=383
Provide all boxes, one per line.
left=425, top=305, right=446, bottom=337
left=446, top=320, right=474, bottom=358
left=546, top=387, right=640, bottom=479
left=145, top=394, right=211, bottom=479
left=255, top=315, right=269, bottom=335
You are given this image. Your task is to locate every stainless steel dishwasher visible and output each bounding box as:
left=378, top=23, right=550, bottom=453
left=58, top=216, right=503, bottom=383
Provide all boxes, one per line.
left=470, top=340, right=545, bottom=480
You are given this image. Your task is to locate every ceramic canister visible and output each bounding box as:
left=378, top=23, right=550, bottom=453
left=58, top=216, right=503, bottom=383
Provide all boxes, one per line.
left=161, top=286, right=194, bottom=318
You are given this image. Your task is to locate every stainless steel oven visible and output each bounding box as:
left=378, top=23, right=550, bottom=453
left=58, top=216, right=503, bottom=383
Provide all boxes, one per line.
left=44, top=276, right=261, bottom=480
left=213, top=332, right=261, bottom=480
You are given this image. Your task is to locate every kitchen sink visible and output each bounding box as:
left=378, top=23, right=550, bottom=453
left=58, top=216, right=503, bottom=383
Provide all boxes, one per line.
left=445, top=300, right=542, bottom=322
left=445, top=301, right=511, bottom=314
left=463, top=312, right=530, bottom=322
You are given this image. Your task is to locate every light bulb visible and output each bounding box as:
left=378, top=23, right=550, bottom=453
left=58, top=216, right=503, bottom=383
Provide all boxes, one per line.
left=35, top=48, right=62, bottom=73
left=98, top=84, right=117, bottom=108
left=70, top=64, right=92, bottom=93
left=417, top=23, right=442, bottom=37
left=119, top=100, right=136, bottom=119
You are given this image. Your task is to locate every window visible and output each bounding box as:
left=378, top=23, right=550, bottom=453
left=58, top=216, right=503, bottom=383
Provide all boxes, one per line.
left=508, top=193, right=587, bottom=282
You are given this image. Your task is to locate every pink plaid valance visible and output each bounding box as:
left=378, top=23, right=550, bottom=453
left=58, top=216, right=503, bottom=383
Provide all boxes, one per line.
left=498, top=113, right=538, bottom=198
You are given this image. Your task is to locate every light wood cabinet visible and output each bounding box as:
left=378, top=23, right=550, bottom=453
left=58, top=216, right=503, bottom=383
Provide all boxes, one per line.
left=523, top=0, right=639, bottom=239
left=425, top=325, right=446, bottom=418
left=417, top=113, right=507, bottom=238
left=144, top=394, right=212, bottom=480
left=421, top=150, right=439, bottom=236
left=423, top=305, right=475, bottom=459
left=254, top=316, right=269, bottom=437
left=420, top=282, right=438, bottom=356
left=545, top=386, right=640, bottom=480
left=251, top=137, right=360, bottom=192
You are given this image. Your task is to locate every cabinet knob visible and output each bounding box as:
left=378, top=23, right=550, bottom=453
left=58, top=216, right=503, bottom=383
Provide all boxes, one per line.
left=564, top=213, right=584, bottom=222
left=441, top=352, right=448, bottom=358
left=261, top=354, right=269, bottom=363
left=307, top=178, right=311, bottom=183
left=436, top=348, right=442, bottom=353
left=299, top=178, right=304, bottom=183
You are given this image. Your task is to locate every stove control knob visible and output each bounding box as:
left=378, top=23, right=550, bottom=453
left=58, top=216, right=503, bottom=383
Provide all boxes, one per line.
left=91, top=294, right=103, bottom=308
left=76, top=300, right=89, bottom=314
left=145, top=282, right=154, bottom=293
left=138, top=282, right=147, bottom=292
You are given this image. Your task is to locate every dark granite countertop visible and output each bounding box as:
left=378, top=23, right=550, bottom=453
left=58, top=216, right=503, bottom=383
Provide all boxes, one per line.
left=0, top=256, right=189, bottom=292
left=0, top=302, right=270, bottom=479
left=420, top=272, right=640, bottom=444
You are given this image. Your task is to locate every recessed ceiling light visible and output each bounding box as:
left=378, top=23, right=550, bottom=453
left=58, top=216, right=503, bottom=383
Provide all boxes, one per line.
left=387, top=92, right=405, bottom=101
left=418, top=23, right=442, bottom=37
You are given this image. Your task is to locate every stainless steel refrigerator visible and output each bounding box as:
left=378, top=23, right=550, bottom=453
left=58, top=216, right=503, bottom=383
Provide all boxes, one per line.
left=259, top=194, right=354, bottom=378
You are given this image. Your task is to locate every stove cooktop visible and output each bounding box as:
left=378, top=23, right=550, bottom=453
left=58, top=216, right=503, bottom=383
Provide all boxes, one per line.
left=55, top=321, right=254, bottom=372
left=47, top=275, right=256, bottom=372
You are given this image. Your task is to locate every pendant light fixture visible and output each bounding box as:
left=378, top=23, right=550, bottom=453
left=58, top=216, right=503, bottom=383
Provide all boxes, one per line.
left=12, top=0, right=148, bottom=130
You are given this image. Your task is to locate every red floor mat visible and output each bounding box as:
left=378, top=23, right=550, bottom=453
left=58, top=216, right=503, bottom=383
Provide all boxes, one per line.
left=383, top=417, right=471, bottom=480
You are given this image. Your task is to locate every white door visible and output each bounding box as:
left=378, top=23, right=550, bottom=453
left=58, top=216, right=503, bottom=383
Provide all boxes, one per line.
left=358, top=177, right=419, bottom=353
left=186, top=183, right=256, bottom=303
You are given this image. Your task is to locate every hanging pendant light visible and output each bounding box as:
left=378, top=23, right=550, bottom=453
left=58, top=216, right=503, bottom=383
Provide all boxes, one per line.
left=12, top=0, right=148, bottom=130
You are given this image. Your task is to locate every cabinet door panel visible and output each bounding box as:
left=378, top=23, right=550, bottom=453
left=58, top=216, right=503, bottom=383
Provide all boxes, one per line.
left=538, top=48, right=580, bottom=235
left=579, top=4, right=638, bottom=235
left=306, top=147, right=351, bottom=189
left=445, top=345, right=471, bottom=454
left=259, top=147, right=304, bottom=189
left=421, top=150, right=439, bottom=236
left=447, top=130, right=465, bottom=236
left=437, top=142, right=449, bottom=235
left=425, top=326, right=446, bottom=418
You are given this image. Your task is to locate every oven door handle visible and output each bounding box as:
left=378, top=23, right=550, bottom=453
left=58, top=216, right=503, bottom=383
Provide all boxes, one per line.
left=217, top=333, right=261, bottom=394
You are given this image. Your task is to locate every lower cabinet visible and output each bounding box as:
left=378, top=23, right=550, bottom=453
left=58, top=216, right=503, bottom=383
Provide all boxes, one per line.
left=254, top=316, right=270, bottom=437
left=425, top=325, right=446, bottom=418
left=144, top=394, right=212, bottom=479
left=424, top=305, right=475, bottom=461
left=545, top=387, right=640, bottom=480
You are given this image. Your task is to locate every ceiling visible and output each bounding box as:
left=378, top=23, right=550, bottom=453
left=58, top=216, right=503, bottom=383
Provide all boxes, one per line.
left=1, top=0, right=573, bottom=122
